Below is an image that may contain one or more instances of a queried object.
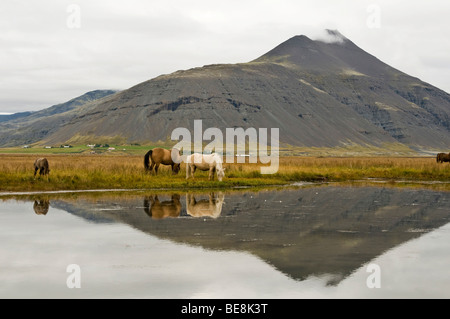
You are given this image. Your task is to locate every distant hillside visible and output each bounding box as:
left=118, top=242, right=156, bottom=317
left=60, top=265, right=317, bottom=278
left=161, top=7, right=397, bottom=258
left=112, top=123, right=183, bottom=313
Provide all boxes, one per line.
left=0, top=112, right=32, bottom=123
left=0, top=90, right=118, bottom=147
left=2, top=30, right=449, bottom=153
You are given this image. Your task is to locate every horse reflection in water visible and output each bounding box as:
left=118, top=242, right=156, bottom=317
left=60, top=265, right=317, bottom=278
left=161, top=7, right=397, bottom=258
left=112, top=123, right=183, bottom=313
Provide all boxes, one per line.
left=186, top=192, right=225, bottom=219
left=33, top=199, right=50, bottom=215
left=143, top=194, right=182, bottom=219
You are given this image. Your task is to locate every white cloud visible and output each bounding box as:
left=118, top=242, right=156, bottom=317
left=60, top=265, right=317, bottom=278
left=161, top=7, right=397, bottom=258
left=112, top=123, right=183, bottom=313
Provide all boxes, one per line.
left=1, top=0, right=449, bottom=113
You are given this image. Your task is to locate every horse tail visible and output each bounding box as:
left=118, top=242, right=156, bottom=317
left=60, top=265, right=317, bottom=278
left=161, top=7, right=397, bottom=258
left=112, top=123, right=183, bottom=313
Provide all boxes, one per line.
left=144, top=150, right=153, bottom=171
left=44, top=159, right=50, bottom=174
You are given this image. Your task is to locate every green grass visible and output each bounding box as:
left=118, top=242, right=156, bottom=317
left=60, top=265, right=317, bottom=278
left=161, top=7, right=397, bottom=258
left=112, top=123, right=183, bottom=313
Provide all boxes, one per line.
left=0, top=169, right=285, bottom=193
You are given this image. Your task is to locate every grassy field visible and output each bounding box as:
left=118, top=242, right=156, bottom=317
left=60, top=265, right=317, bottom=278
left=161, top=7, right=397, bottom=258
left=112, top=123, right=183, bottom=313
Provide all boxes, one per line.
left=0, top=153, right=449, bottom=193
left=0, top=144, right=152, bottom=155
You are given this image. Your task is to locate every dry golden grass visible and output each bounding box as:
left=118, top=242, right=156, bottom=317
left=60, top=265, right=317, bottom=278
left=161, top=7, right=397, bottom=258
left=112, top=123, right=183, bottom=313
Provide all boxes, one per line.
left=0, top=154, right=449, bottom=192
left=227, top=156, right=450, bottom=180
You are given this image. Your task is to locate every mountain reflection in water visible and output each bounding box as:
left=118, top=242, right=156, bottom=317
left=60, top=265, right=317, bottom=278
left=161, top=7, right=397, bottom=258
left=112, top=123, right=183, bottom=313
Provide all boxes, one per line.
left=39, top=186, right=450, bottom=285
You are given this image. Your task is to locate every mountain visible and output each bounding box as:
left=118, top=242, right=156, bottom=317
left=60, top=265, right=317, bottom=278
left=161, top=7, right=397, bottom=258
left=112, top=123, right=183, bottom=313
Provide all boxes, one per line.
left=0, top=90, right=118, bottom=147
left=1, top=30, right=449, bottom=152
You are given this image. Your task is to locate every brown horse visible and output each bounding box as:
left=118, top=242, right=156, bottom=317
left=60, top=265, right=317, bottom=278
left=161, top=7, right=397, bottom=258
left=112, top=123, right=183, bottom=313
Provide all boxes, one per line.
left=33, top=158, right=50, bottom=180
left=436, top=152, right=450, bottom=163
left=144, top=148, right=181, bottom=175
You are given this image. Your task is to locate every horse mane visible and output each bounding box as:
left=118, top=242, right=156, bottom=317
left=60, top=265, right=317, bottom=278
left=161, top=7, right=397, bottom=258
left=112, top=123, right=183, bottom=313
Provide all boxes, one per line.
left=212, top=153, right=223, bottom=169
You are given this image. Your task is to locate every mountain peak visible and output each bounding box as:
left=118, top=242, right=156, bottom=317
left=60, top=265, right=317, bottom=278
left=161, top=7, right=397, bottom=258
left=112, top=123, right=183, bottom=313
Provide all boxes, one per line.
left=253, top=30, right=350, bottom=63
left=253, top=30, right=391, bottom=76
left=252, top=34, right=315, bottom=64
left=279, top=30, right=350, bottom=47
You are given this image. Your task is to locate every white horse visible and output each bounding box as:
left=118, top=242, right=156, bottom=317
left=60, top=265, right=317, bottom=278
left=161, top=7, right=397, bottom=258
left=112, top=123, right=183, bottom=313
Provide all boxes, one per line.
left=186, top=192, right=225, bottom=219
left=185, top=153, right=226, bottom=181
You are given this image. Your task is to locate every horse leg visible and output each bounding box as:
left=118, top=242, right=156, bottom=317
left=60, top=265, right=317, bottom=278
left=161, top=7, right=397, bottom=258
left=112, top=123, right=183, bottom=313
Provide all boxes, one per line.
left=171, top=163, right=179, bottom=175
left=154, top=163, right=160, bottom=175
left=186, top=164, right=191, bottom=179
left=34, top=167, right=38, bottom=179
left=149, top=161, right=155, bottom=174
left=209, top=167, right=216, bottom=181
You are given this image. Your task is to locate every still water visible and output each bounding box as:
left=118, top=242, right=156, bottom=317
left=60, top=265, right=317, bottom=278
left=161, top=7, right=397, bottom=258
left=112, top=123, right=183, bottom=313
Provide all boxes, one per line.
left=1, top=184, right=450, bottom=299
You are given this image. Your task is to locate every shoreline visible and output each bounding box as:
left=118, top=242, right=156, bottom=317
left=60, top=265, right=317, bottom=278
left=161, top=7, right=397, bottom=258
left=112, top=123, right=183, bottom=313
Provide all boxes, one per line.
left=1, top=179, right=450, bottom=198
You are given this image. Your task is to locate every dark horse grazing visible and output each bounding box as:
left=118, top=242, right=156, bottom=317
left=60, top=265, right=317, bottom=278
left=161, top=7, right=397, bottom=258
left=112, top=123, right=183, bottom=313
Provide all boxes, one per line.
left=436, top=152, right=450, bottom=163
left=33, top=158, right=50, bottom=180
left=144, top=148, right=181, bottom=175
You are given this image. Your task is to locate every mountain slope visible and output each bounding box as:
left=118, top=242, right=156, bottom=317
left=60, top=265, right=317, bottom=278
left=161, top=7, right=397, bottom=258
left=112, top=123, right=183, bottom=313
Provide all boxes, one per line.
left=44, top=63, right=398, bottom=147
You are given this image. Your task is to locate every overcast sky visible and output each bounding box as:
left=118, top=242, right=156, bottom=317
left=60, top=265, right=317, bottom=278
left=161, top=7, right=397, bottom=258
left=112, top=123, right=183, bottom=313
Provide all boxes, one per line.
left=1, top=0, right=449, bottom=113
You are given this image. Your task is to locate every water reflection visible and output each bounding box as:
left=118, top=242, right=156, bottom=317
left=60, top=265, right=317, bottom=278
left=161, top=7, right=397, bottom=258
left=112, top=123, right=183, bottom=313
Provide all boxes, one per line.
left=33, top=198, right=50, bottom=215
left=143, top=194, right=182, bottom=219
left=141, top=192, right=225, bottom=219
left=186, top=192, right=224, bottom=218
left=17, top=186, right=450, bottom=286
